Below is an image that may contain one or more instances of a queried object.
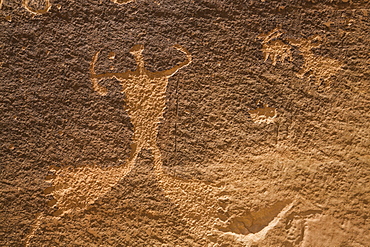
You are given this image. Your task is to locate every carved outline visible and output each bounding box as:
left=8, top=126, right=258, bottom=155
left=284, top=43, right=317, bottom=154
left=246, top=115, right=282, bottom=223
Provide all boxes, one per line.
left=22, top=0, right=52, bottom=15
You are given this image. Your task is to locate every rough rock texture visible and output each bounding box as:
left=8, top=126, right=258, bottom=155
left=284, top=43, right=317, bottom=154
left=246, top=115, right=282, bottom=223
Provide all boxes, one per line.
left=1, top=0, right=369, bottom=246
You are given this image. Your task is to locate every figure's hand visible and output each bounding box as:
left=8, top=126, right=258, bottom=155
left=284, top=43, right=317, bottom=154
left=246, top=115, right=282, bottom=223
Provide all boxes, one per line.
left=172, top=44, right=192, bottom=64
left=149, top=44, right=192, bottom=78
left=173, top=44, right=191, bottom=57
left=90, top=51, right=108, bottom=96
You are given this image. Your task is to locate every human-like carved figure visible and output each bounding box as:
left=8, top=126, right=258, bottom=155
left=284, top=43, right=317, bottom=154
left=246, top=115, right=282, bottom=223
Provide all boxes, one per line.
left=90, top=44, right=192, bottom=172
left=44, top=44, right=192, bottom=217
left=25, top=44, right=192, bottom=245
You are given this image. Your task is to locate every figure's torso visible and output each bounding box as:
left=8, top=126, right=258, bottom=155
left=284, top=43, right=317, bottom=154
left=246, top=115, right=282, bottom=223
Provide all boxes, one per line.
left=119, top=74, right=169, bottom=145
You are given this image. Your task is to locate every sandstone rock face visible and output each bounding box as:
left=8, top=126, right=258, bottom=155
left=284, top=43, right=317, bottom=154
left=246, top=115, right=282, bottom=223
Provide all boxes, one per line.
left=1, top=0, right=369, bottom=246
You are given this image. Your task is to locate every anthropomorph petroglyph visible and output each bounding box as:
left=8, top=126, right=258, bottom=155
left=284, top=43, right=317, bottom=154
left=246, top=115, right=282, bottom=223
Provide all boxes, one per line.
left=44, top=44, right=192, bottom=217
left=25, top=44, right=191, bottom=245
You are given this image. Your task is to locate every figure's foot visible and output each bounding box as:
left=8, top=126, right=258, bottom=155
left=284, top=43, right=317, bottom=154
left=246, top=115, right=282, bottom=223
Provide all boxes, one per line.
left=44, top=163, right=135, bottom=217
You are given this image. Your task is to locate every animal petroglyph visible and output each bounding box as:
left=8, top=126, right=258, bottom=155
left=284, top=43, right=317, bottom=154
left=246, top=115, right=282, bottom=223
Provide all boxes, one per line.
left=258, top=28, right=293, bottom=66
left=0, top=0, right=52, bottom=14
left=259, top=28, right=343, bottom=83
left=289, top=36, right=343, bottom=83
left=249, top=105, right=277, bottom=124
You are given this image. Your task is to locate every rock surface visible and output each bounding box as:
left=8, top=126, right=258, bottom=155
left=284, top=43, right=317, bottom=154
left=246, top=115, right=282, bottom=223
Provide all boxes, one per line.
left=1, top=0, right=369, bottom=246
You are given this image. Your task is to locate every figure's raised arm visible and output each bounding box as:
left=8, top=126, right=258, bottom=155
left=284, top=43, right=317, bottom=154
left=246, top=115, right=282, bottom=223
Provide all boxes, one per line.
left=90, top=51, right=108, bottom=96
left=159, top=45, right=192, bottom=78
left=90, top=51, right=133, bottom=96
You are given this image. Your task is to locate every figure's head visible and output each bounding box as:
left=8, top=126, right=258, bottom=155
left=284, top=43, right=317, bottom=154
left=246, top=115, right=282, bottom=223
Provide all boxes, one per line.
left=130, top=44, right=144, bottom=56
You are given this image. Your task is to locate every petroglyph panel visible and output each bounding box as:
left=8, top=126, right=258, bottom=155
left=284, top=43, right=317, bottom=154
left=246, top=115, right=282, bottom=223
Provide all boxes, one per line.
left=28, top=45, right=292, bottom=247
left=1, top=0, right=369, bottom=246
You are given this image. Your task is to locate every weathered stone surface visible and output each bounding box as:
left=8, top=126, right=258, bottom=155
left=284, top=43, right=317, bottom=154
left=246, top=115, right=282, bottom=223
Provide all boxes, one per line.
left=1, top=0, right=369, bottom=246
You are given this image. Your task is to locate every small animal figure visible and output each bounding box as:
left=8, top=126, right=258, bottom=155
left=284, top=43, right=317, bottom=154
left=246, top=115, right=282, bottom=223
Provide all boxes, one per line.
left=258, top=28, right=293, bottom=66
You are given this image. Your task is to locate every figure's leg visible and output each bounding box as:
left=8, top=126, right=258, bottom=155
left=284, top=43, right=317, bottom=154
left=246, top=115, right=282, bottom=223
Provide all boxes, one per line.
left=264, top=52, right=270, bottom=62
left=272, top=53, right=278, bottom=66
left=24, top=213, right=51, bottom=247
left=121, top=140, right=142, bottom=177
